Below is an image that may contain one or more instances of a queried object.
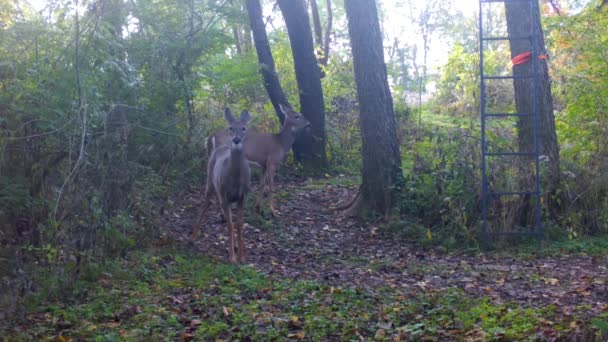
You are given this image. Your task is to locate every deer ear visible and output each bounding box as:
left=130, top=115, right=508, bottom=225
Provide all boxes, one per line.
left=240, top=110, right=251, bottom=123
left=278, top=103, right=289, bottom=115
left=224, top=107, right=235, bottom=123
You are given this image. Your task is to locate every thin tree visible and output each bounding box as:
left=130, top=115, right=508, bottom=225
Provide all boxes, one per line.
left=245, top=0, right=290, bottom=123
left=341, top=0, right=404, bottom=216
left=309, top=0, right=332, bottom=76
left=505, top=1, right=561, bottom=214
left=278, top=0, right=327, bottom=168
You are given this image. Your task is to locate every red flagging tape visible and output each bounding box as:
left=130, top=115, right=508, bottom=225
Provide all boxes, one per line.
left=512, top=51, right=548, bottom=65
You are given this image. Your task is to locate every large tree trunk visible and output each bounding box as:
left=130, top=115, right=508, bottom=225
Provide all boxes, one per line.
left=278, top=0, right=327, bottom=168
left=505, top=1, right=561, bottom=215
left=344, top=0, right=404, bottom=216
left=246, top=0, right=289, bottom=124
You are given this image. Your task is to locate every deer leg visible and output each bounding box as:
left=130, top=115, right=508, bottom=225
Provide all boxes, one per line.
left=221, top=201, right=237, bottom=264
left=267, top=166, right=278, bottom=217
left=236, top=199, right=246, bottom=263
left=256, top=166, right=268, bottom=213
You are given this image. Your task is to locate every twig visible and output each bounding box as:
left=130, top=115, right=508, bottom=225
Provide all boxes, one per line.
left=132, top=124, right=183, bottom=137
left=53, top=3, right=87, bottom=221
left=6, top=117, right=77, bottom=140
left=53, top=105, right=88, bottom=220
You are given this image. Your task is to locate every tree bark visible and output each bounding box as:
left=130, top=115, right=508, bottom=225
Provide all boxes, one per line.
left=230, top=0, right=244, bottom=54
left=310, top=0, right=323, bottom=48
left=102, top=105, right=131, bottom=216
left=321, top=0, right=332, bottom=67
left=232, top=25, right=242, bottom=54
left=309, top=0, right=332, bottom=77
left=344, top=0, right=404, bottom=216
left=246, top=0, right=289, bottom=124
left=505, top=1, right=561, bottom=212
left=278, top=0, right=327, bottom=168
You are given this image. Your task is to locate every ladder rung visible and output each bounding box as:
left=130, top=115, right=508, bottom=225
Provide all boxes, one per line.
left=488, top=191, right=539, bottom=196
left=482, top=36, right=531, bottom=41
left=482, top=75, right=535, bottom=80
left=485, top=152, right=536, bottom=156
left=483, top=113, right=532, bottom=118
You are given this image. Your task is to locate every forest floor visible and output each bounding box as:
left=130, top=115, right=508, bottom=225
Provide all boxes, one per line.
left=165, top=175, right=608, bottom=340
left=7, top=176, right=608, bottom=340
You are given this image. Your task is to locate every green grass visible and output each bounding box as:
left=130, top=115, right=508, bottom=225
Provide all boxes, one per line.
left=5, top=248, right=604, bottom=341
left=488, top=234, right=608, bottom=258
left=302, top=175, right=360, bottom=189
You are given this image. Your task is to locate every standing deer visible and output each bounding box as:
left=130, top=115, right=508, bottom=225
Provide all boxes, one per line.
left=206, top=104, right=310, bottom=216
left=197, top=107, right=251, bottom=263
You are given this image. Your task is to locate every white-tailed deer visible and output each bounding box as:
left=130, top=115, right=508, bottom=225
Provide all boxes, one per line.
left=196, top=108, right=251, bottom=263
left=206, top=104, right=310, bottom=216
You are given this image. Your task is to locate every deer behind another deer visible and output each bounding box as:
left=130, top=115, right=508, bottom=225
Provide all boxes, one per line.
left=206, top=104, right=310, bottom=216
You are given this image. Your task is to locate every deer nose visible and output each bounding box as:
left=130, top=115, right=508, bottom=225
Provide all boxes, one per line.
left=232, top=136, right=241, bottom=145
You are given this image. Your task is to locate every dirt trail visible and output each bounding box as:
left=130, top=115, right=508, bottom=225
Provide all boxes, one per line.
left=164, top=178, right=608, bottom=316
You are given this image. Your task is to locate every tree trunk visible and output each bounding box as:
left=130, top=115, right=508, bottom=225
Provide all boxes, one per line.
left=505, top=1, right=561, bottom=213
left=232, top=25, right=242, bottom=54
left=321, top=0, right=332, bottom=68
left=310, top=0, right=323, bottom=48
left=102, top=105, right=131, bottom=216
left=230, top=0, right=242, bottom=54
left=278, top=0, right=327, bottom=168
left=309, top=0, right=332, bottom=76
left=344, top=0, right=404, bottom=216
left=246, top=0, right=289, bottom=124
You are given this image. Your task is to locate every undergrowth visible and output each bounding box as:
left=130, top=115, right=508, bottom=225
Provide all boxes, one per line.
left=4, top=248, right=605, bottom=341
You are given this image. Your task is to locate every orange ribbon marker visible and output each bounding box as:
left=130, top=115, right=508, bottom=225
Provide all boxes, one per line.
left=512, top=51, right=548, bottom=65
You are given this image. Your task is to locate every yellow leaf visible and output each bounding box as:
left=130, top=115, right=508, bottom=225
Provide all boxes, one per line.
left=546, top=278, right=559, bottom=286
left=288, top=331, right=306, bottom=340
left=330, top=286, right=342, bottom=294
left=426, top=229, right=433, bottom=240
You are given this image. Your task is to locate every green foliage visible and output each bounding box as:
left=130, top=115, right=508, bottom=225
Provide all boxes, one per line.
left=4, top=249, right=603, bottom=340
left=395, top=112, right=481, bottom=248
left=546, top=5, right=608, bottom=163
left=543, top=4, right=608, bottom=235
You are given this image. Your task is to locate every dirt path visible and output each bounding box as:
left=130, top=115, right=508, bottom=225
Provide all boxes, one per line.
left=164, top=178, right=608, bottom=317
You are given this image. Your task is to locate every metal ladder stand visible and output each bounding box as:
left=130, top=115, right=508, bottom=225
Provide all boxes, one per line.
left=479, top=0, right=542, bottom=248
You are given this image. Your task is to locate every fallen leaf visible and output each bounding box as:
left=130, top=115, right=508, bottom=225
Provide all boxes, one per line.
left=287, top=331, right=306, bottom=340
left=375, top=329, right=386, bottom=339
left=289, top=316, right=303, bottom=328
left=543, top=278, right=559, bottom=286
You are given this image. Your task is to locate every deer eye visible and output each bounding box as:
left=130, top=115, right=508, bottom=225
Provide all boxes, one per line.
left=229, top=127, right=233, bottom=131
left=295, top=115, right=300, bottom=119
left=241, top=127, right=246, bottom=131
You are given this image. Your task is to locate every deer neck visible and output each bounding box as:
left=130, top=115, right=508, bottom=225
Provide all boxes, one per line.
left=277, top=123, right=297, bottom=153
left=227, top=145, right=247, bottom=176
